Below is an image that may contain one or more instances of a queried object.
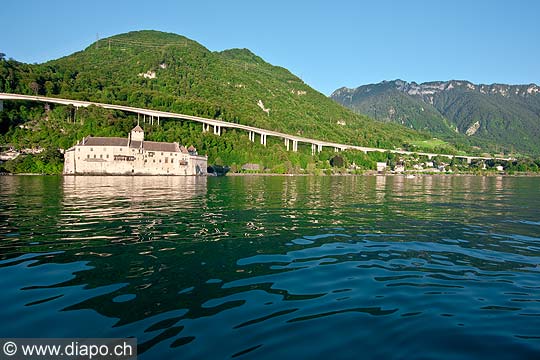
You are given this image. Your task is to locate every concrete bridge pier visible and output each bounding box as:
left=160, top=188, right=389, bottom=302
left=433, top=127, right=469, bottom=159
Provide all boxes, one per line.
left=260, top=133, right=267, bottom=146
left=334, top=147, right=340, bottom=152
left=311, top=143, right=323, bottom=155
left=292, top=140, right=298, bottom=152
left=466, top=157, right=472, bottom=164
left=213, top=125, right=221, bottom=136
left=285, top=138, right=290, bottom=151
left=248, top=131, right=255, bottom=142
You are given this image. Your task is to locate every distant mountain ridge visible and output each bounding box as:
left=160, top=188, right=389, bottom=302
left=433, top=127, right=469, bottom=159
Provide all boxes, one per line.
left=331, top=80, right=540, bottom=155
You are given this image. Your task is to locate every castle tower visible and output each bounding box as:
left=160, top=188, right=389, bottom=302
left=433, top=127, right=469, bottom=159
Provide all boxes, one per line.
left=131, top=125, right=144, bottom=142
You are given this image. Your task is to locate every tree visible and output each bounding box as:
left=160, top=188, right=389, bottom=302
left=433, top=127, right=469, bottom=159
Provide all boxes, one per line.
left=0, top=52, right=5, bottom=61
left=214, top=156, right=224, bottom=166
left=29, top=81, right=40, bottom=95
left=330, top=155, right=344, bottom=167
left=44, top=81, right=57, bottom=95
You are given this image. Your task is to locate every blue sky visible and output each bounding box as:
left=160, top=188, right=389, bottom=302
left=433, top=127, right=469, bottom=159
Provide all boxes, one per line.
left=1, top=0, right=539, bottom=94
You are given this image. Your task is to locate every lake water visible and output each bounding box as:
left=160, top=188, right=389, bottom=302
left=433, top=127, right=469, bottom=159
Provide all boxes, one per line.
left=1, top=175, right=539, bottom=359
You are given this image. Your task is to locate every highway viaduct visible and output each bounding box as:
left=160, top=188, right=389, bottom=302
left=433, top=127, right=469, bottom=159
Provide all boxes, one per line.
left=0, top=93, right=513, bottom=163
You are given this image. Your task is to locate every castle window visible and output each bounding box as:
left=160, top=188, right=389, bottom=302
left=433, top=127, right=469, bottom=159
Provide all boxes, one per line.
left=87, top=155, right=90, bottom=159
left=171, top=159, right=173, bottom=164
left=106, top=154, right=109, bottom=159
left=78, top=148, right=80, bottom=152
left=90, top=148, right=93, bottom=151
left=94, top=154, right=96, bottom=158
left=100, top=154, right=103, bottom=159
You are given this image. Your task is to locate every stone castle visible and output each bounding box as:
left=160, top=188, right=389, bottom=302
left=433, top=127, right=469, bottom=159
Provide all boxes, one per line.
left=63, top=125, right=207, bottom=175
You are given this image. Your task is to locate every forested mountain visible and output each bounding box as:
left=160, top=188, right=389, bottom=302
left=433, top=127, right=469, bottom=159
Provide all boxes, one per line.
left=331, top=80, right=540, bottom=155
left=0, top=30, right=434, bottom=152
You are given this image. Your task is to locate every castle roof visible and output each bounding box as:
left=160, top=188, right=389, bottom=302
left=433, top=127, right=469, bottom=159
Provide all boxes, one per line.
left=79, top=135, right=181, bottom=153
left=82, top=137, right=128, bottom=147
left=129, top=140, right=143, bottom=149
left=143, top=141, right=178, bottom=152
left=132, top=125, right=144, bottom=132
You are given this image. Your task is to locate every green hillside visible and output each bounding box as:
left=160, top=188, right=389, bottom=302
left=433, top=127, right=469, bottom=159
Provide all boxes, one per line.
left=331, top=80, right=540, bottom=155
left=333, top=83, right=455, bottom=135
left=433, top=88, right=540, bottom=153
left=1, top=31, right=433, bottom=148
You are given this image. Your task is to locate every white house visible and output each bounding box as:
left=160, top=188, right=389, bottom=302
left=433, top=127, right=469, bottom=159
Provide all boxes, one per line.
left=376, top=162, right=387, bottom=172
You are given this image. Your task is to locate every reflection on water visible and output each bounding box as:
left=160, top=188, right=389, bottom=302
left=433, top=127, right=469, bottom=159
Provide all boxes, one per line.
left=0, top=175, right=539, bottom=359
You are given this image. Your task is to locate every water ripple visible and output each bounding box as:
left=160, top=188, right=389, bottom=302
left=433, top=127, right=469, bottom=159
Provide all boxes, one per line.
left=1, top=175, right=539, bottom=359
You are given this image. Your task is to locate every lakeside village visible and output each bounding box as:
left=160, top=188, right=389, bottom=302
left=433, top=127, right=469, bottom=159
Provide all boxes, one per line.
left=0, top=127, right=515, bottom=175
left=0, top=147, right=520, bottom=175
